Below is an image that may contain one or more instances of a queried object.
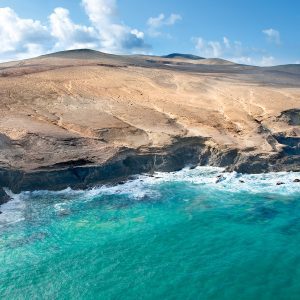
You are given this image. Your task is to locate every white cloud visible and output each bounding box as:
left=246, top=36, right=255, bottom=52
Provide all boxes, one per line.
left=166, top=14, right=182, bottom=25
left=0, top=2, right=150, bottom=62
left=260, top=55, right=275, bottom=66
left=0, top=4, right=283, bottom=67
left=222, top=55, right=276, bottom=66
left=192, top=36, right=277, bottom=66
left=147, top=13, right=182, bottom=37
left=147, top=14, right=165, bottom=29
left=193, top=36, right=246, bottom=58
left=223, top=36, right=230, bottom=49
left=0, top=7, right=50, bottom=61
left=81, top=0, right=149, bottom=53
left=262, top=28, right=281, bottom=45
left=49, top=7, right=98, bottom=50
left=193, top=37, right=224, bottom=57
left=229, top=56, right=253, bottom=65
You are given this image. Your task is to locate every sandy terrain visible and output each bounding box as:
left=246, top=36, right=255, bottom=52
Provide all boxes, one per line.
left=0, top=49, right=299, bottom=192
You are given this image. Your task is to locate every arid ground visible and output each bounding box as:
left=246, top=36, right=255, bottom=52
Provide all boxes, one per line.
left=0, top=49, right=299, bottom=193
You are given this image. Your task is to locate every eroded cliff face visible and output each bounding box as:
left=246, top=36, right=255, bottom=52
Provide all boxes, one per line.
left=0, top=50, right=299, bottom=194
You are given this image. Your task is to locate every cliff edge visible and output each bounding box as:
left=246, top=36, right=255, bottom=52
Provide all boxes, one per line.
left=0, top=50, right=299, bottom=195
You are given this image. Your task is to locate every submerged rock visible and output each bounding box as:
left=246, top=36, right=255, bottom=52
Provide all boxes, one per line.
left=0, top=188, right=10, bottom=206
left=58, top=210, right=71, bottom=217
left=216, top=175, right=226, bottom=183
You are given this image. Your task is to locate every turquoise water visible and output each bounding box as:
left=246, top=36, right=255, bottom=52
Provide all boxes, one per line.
left=0, top=167, right=300, bottom=300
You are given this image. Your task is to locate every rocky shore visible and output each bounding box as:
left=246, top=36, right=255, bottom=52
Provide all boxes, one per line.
left=0, top=136, right=298, bottom=198
left=0, top=49, right=299, bottom=202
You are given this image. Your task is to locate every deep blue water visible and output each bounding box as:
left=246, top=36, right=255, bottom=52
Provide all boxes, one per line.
left=0, top=167, right=299, bottom=299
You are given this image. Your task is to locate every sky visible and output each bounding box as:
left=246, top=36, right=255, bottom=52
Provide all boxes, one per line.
left=0, top=0, right=299, bottom=65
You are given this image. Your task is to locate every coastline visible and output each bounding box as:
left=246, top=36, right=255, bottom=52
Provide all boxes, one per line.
left=1, top=137, right=299, bottom=203
left=0, top=50, right=299, bottom=203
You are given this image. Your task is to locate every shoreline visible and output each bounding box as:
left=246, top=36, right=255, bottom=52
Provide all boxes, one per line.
left=0, top=50, right=299, bottom=205
left=1, top=137, right=299, bottom=203
left=1, top=166, right=299, bottom=224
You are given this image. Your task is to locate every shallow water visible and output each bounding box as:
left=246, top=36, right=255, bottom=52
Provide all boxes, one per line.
left=0, top=167, right=300, bottom=299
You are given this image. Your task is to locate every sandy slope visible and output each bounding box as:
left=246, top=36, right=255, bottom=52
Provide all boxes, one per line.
left=0, top=49, right=299, bottom=181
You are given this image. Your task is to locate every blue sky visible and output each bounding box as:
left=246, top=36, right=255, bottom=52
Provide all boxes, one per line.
left=0, top=0, right=299, bottom=65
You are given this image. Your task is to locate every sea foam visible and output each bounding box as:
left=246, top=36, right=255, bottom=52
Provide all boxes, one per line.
left=0, top=167, right=299, bottom=227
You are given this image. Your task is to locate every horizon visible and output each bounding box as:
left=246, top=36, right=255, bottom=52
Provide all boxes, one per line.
left=0, top=0, right=299, bottom=66
left=1, top=47, right=299, bottom=68
left=1, top=1, right=300, bottom=298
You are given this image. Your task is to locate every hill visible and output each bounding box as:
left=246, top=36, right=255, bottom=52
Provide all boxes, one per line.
left=162, top=53, right=204, bottom=60
left=0, top=49, right=299, bottom=194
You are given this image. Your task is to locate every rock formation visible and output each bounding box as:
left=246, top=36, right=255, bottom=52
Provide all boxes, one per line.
left=0, top=49, right=299, bottom=196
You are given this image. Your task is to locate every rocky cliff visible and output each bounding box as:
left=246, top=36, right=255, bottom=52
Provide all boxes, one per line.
left=0, top=49, right=299, bottom=196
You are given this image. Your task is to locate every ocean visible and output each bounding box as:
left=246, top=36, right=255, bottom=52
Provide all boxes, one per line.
left=0, top=167, right=300, bottom=299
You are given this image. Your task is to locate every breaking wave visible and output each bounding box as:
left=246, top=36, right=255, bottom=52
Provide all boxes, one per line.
left=1, top=167, right=299, bottom=227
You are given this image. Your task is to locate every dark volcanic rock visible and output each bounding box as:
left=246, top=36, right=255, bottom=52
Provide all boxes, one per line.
left=0, top=188, right=10, bottom=205
left=0, top=138, right=299, bottom=194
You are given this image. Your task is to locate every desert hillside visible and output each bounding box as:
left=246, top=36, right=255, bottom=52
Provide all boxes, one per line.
left=0, top=49, right=299, bottom=192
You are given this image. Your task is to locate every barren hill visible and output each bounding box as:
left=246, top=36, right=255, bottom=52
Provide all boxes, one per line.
left=0, top=49, right=299, bottom=193
left=162, top=53, right=204, bottom=60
